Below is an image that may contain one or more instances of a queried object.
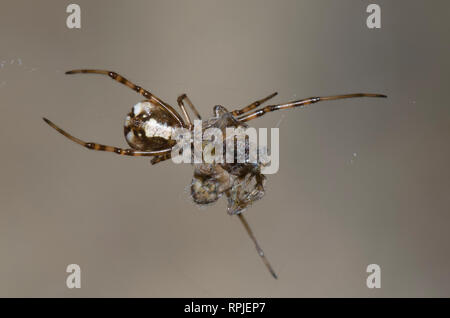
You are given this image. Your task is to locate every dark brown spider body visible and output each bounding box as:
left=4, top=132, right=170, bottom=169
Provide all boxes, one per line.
left=43, top=69, right=386, bottom=279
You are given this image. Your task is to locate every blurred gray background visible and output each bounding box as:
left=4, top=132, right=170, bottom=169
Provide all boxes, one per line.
left=0, top=0, right=449, bottom=297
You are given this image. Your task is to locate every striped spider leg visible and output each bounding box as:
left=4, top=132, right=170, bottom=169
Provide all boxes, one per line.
left=236, top=93, right=387, bottom=122
left=42, top=117, right=172, bottom=157
left=231, top=91, right=278, bottom=116
left=65, top=69, right=186, bottom=125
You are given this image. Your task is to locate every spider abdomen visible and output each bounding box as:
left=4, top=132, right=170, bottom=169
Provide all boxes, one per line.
left=124, top=101, right=181, bottom=151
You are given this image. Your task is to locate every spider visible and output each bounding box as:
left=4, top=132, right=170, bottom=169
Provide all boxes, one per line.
left=43, top=69, right=386, bottom=279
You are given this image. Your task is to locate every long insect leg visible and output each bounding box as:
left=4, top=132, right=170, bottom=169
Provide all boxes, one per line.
left=238, top=213, right=278, bottom=279
left=43, top=118, right=171, bottom=157
left=150, top=153, right=172, bottom=165
left=177, top=94, right=202, bottom=124
left=65, top=69, right=185, bottom=125
left=238, top=93, right=386, bottom=122
left=231, top=92, right=278, bottom=116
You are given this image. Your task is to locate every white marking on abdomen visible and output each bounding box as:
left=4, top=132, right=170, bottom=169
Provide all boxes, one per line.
left=133, top=101, right=148, bottom=116
left=144, top=118, right=172, bottom=139
left=126, top=130, right=135, bottom=144
left=124, top=115, right=131, bottom=127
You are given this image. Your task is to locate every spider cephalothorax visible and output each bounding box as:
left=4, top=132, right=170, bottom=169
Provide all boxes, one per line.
left=43, top=69, right=386, bottom=279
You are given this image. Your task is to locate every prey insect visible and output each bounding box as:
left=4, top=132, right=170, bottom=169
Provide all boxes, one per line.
left=43, top=69, right=386, bottom=279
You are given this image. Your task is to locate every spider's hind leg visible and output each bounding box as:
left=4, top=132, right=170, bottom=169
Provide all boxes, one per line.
left=43, top=118, right=171, bottom=157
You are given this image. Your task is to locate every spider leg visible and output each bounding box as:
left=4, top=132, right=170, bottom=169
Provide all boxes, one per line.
left=231, top=92, right=278, bottom=116
left=150, top=153, right=172, bottom=165
left=43, top=118, right=171, bottom=157
left=65, top=69, right=185, bottom=126
left=237, top=93, right=387, bottom=122
left=177, top=94, right=202, bottom=126
left=238, top=213, right=277, bottom=279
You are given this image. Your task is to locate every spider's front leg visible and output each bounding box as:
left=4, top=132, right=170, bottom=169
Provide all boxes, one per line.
left=231, top=92, right=278, bottom=116
left=65, top=69, right=185, bottom=126
left=237, top=93, right=387, bottom=122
